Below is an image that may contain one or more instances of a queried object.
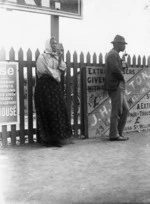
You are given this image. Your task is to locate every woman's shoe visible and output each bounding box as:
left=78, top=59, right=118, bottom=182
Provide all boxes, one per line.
left=51, top=141, right=62, bottom=147
left=41, top=140, right=62, bottom=147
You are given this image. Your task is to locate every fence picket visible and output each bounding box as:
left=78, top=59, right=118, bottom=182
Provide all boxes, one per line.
left=9, top=48, right=16, bottom=145
left=93, top=53, right=97, bottom=65
left=35, top=49, right=40, bottom=142
left=2, top=126, right=7, bottom=147
left=137, top=55, right=141, bottom=67
left=127, top=55, right=131, bottom=67
left=0, top=47, right=6, bottom=60
left=80, top=52, right=85, bottom=136
left=35, top=49, right=40, bottom=61
left=66, top=51, right=72, bottom=123
left=18, top=48, right=25, bottom=144
left=132, top=55, right=136, bottom=67
left=73, top=51, right=78, bottom=137
left=9, top=47, right=15, bottom=61
left=99, top=53, right=103, bottom=65
left=143, top=56, right=146, bottom=67
left=27, top=49, right=34, bottom=143
left=86, top=52, right=91, bottom=65
left=11, top=125, right=17, bottom=146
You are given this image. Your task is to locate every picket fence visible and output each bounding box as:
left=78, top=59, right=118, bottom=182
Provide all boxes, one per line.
left=0, top=47, right=150, bottom=147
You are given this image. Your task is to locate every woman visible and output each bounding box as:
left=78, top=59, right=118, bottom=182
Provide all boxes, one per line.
left=34, top=37, right=72, bottom=147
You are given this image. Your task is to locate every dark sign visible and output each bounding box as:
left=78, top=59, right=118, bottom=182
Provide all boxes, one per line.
left=0, top=0, right=82, bottom=19
left=0, top=62, right=19, bottom=125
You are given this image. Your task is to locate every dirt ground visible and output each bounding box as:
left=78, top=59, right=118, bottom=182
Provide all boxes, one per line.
left=0, top=130, right=150, bottom=204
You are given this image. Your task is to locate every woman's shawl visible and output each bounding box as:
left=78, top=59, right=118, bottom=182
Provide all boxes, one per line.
left=36, top=39, right=66, bottom=82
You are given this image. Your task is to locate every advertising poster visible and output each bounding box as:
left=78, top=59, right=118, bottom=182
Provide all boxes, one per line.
left=86, top=67, right=150, bottom=138
left=125, top=92, right=150, bottom=132
left=86, top=66, right=108, bottom=114
left=0, top=62, right=19, bottom=125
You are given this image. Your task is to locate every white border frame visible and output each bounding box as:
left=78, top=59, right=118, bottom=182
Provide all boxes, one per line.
left=0, top=0, right=83, bottom=19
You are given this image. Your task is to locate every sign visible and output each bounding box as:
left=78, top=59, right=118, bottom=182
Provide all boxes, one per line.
left=0, top=62, right=19, bottom=125
left=86, top=66, right=108, bottom=113
left=0, top=0, right=82, bottom=19
left=87, top=67, right=150, bottom=138
left=125, top=93, right=150, bottom=132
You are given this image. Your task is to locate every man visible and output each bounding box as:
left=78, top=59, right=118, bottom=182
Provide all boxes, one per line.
left=104, top=35, right=129, bottom=141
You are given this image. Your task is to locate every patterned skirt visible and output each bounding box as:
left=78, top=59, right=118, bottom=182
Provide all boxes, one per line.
left=34, top=75, right=72, bottom=144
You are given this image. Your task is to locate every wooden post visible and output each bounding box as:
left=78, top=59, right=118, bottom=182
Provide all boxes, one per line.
left=51, top=15, right=59, bottom=42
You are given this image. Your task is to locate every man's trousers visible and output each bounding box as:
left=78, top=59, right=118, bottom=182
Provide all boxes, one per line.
left=109, top=84, right=129, bottom=138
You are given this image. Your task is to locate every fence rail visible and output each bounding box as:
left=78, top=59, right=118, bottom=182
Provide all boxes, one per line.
left=0, top=47, right=150, bottom=147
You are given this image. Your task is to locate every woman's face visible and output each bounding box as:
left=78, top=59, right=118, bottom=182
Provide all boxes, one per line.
left=50, top=39, right=58, bottom=52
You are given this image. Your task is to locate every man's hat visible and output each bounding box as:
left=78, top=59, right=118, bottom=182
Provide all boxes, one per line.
left=111, top=35, right=127, bottom=44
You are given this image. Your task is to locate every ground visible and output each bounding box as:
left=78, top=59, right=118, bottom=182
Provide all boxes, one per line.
left=0, top=130, right=150, bottom=204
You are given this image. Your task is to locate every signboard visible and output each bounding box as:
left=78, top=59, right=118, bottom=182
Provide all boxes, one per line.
left=0, top=62, right=19, bottom=125
left=86, top=66, right=107, bottom=114
left=86, top=67, right=150, bottom=138
left=0, top=0, right=82, bottom=19
left=125, top=93, right=150, bottom=132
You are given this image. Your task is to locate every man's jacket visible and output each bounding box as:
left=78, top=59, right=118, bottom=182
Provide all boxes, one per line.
left=103, top=49, right=125, bottom=91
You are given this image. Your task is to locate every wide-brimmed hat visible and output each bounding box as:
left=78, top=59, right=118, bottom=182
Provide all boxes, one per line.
left=111, top=35, right=127, bottom=44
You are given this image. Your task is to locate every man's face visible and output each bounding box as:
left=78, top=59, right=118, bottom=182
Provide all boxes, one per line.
left=118, top=42, right=126, bottom=52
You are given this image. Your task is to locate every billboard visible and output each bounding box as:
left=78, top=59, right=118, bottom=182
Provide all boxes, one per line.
left=0, top=0, right=82, bottom=19
left=0, top=62, right=19, bottom=125
left=85, top=67, right=150, bottom=138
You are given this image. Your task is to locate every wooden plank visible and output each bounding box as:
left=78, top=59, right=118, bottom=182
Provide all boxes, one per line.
left=81, top=67, right=88, bottom=138
left=79, top=52, right=84, bottom=137
left=27, top=49, right=33, bottom=143
left=73, top=51, right=78, bottom=137
left=143, top=56, right=146, bottom=67
left=2, top=125, right=7, bottom=147
left=99, top=53, right=103, bottom=66
left=0, top=48, right=6, bottom=60
left=86, top=52, right=91, bottom=65
left=11, top=125, right=16, bottom=145
left=127, top=55, right=131, bottom=67
left=93, top=53, right=97, bottom=65
left=137, top=55, right=141, bottom=67
left=35, top=49, right=40, bottom=143
left=66, top=51, right=72, bottom=124
left=9, top=47, right=17, bottom=146
left=132, top=55, right=136, bottom=67
left=0, top=49, right=8, bottom=146
left=18, top=48, right=25, bottom=144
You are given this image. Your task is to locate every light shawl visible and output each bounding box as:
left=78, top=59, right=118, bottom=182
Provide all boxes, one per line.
left=36, top=38, right=66, bottom=82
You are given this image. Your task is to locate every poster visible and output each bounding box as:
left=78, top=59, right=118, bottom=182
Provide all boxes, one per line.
left=86, top=66, right=108, bottom=114
left=0, top=62, right=19, bottom=125
left=86, top=67, right=150, bottom=138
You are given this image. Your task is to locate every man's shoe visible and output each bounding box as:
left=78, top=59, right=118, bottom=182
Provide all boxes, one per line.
left=109, top=136, right=129, bottom=141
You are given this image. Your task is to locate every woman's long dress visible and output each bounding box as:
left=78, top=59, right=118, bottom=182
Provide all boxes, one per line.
left=34, top=74, right=72, bottom=144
